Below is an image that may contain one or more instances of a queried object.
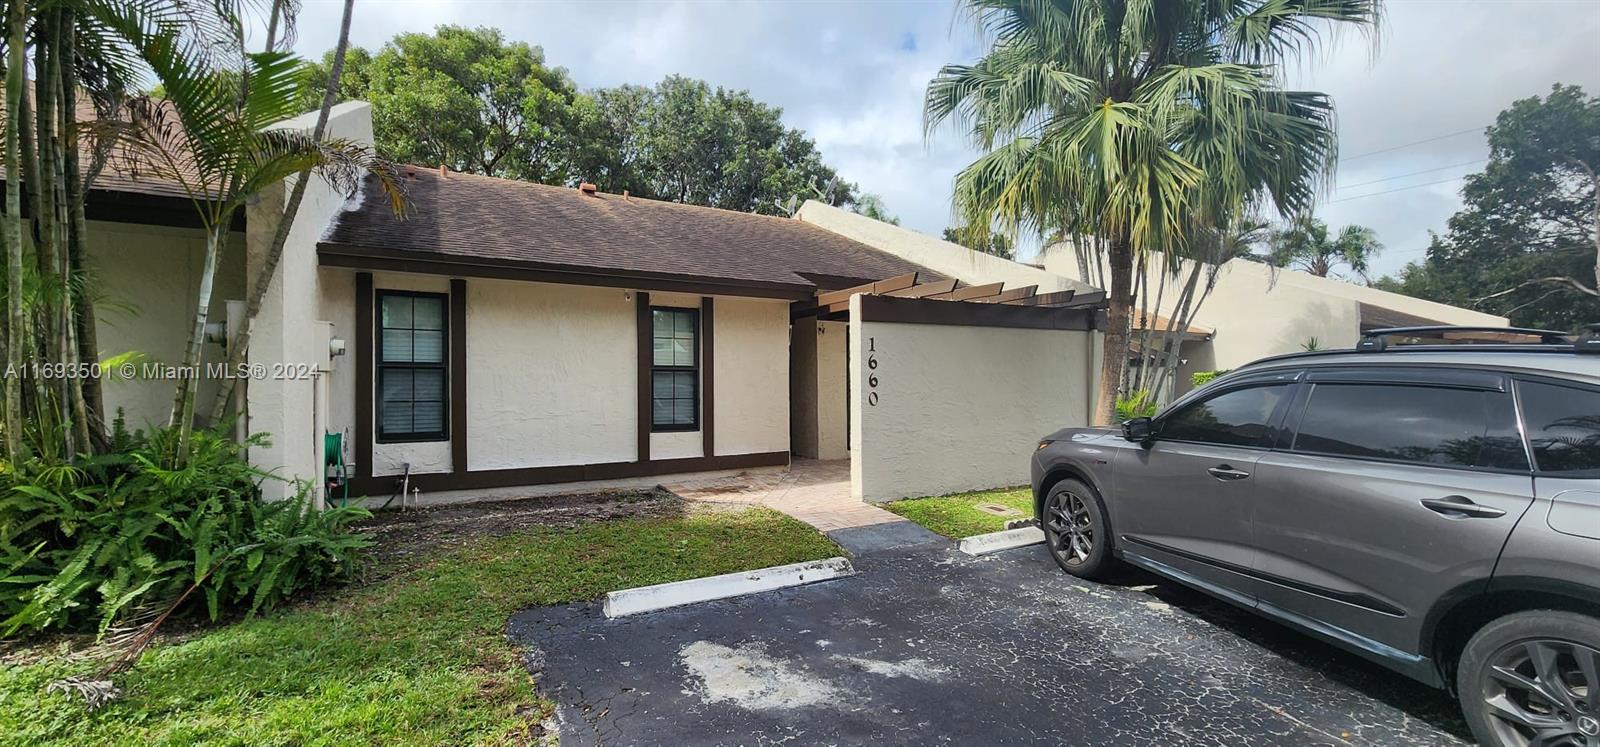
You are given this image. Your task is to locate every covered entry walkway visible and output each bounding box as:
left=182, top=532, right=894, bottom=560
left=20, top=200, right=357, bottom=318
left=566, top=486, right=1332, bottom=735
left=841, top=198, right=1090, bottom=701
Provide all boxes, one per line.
left=791, top=272, right=1108, bottom=504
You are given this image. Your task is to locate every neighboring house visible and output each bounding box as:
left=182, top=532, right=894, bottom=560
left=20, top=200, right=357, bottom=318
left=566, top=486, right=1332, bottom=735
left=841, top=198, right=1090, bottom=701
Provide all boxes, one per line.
left=85, top=101, right=1106, bottom=505
left=1040, top=243, right=1508, bottom=397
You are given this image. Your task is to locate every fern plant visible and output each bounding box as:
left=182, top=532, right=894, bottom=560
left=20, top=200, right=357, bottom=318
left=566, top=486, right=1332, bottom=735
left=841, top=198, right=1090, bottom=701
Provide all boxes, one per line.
left=0, top=425, right=369, bottom=638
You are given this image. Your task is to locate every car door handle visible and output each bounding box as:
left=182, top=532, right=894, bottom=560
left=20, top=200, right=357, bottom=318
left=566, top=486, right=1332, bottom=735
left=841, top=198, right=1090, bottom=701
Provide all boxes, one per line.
left=1420, top=496, right=1507, bottom=519
left=1207, top=465, right=1251, bottom=481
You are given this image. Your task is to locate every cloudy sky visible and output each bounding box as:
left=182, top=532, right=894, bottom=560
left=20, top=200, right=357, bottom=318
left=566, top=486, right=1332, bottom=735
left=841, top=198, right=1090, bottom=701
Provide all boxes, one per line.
left=283, top=0, right=1600, bottom=278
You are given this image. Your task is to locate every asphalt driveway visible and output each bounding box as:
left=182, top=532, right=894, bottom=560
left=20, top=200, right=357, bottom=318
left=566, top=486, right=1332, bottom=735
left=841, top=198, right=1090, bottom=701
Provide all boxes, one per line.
left=508, top=542, right=1471, bottom=746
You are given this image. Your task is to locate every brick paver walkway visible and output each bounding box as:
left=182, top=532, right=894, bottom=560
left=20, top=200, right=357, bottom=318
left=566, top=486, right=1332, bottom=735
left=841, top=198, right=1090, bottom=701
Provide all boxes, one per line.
left=662, top=459, right=904, bottom=533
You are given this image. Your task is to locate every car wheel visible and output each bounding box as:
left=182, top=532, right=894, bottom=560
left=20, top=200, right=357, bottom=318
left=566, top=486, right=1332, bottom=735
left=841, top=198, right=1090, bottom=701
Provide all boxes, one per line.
left=1457, top=609, right=1600, bottom=747
left=1041, top=478, right=1114, bottom=579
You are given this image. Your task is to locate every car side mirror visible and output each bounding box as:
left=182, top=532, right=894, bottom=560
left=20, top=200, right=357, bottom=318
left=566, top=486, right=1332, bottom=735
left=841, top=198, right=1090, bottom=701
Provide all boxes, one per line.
left=1122, top=416, right=1156, bottom=443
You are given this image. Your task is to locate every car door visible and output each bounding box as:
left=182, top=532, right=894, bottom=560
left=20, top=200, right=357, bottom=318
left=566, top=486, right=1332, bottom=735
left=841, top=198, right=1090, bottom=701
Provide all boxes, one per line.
left=1114, top=372, right=1299, bottom=607
left=1251, top=368, right=1535, bottom=660
left=1494, top=377, right=1600, bottom=592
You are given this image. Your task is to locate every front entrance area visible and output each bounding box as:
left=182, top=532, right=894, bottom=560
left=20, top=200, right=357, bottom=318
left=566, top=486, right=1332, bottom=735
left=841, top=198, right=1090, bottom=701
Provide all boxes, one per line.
left=790, top=273, right=1109, bottom=505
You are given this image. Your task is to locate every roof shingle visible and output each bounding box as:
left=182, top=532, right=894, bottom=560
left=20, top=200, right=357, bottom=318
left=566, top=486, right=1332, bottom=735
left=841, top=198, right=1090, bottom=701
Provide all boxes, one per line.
left=319, top=168, right=935, bottom=292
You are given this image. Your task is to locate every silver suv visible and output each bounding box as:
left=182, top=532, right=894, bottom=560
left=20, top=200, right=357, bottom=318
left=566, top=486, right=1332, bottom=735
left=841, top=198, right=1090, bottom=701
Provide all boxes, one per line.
left=1031, top=326, right=1600, bottom=747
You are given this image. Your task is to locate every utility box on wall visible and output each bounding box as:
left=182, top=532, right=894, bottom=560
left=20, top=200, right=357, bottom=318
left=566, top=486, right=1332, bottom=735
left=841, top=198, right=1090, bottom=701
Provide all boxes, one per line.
left=847, top=293, right=1102, bottom=503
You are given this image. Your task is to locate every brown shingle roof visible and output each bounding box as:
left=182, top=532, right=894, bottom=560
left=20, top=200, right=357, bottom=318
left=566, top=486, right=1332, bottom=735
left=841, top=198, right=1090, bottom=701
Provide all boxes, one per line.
left=319, top=168, right=935, bottom=293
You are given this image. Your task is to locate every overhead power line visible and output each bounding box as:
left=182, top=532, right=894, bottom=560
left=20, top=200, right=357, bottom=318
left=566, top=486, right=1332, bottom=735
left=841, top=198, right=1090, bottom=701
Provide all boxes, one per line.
left=1325, top=175, right=1469, bottom=204
left=1338, top=158, right=1487, bottom=191
left=1341, top=126, right=1488, bottom=162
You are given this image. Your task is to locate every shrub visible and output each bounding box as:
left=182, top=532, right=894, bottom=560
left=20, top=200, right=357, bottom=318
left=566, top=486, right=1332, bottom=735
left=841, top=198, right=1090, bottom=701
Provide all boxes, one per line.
left=1115, top=390, right=1159, bottom=421
left=1190, top=369, right=1231, bottom=388
left=0, top=427, right=370, bottom=639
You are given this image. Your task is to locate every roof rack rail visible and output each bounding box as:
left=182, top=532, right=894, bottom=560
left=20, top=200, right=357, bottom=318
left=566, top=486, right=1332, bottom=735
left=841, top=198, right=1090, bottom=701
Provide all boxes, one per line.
left=1356, top=325, right=1574, bottom=353
left=1578, top=323, right=1600, bottom=355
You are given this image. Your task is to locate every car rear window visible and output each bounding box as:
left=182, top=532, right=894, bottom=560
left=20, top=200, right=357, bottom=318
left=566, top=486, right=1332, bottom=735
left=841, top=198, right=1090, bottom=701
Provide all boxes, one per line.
left=1519, top=380, right=1600, bottom=475
left=1291, top=383, right=1528, bottom=471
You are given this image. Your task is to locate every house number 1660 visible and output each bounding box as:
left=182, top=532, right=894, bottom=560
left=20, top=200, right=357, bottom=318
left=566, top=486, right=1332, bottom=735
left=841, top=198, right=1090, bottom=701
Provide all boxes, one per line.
left=866, top=337, right=879, bottom=406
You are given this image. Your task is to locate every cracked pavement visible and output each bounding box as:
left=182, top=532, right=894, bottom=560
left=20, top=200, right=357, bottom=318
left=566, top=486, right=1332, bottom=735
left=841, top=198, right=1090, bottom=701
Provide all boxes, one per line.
left=507, top=543, right=1471, bottom=746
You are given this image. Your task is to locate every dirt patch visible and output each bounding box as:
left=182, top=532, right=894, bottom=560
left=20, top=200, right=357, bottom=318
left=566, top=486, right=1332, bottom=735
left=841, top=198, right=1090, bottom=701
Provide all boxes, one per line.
left=354, top=488, right=685, bottom=574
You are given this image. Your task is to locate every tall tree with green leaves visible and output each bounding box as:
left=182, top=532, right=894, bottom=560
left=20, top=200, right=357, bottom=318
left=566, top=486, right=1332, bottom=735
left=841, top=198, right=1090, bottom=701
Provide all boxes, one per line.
left=943, top=225, right=1015, bottom=260
left=305, top=25, right=584, bottom=182
left=924, top=0, right=1377, bottom=424
left=570, top=75, right=859, bottom=215
left=1264, top=216, right=1382, bottom=280
left=209, top=0, right=360, bottom=422
left=1377, top=85, right=1599, bottom=331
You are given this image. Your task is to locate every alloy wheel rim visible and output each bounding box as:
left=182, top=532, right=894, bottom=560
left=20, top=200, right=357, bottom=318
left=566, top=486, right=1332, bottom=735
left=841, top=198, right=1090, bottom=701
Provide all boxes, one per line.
left=1481, top=638, right=1599, bottom=746
left=1044, top=492, right=1094, bottom=566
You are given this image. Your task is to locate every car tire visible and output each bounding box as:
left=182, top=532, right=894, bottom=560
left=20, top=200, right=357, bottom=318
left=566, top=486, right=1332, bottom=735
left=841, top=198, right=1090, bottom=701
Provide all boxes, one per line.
left=1041, top=478, right=1115, bottom=580
left=1457, top=609, right=1600, bottom=747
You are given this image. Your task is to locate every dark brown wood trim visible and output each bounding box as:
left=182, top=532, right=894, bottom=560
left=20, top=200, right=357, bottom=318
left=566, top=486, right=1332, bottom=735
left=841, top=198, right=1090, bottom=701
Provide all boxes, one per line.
left=347, top=450, right=789, bottom=496
left=884, top=277, right=959, bottom=299
left=856, top=293, right=1103, bottom=331
left=318, top=248, right=814, bottom=301
left=976, top=285, right=1038, bottom=304
left=701, top=296, right=715, bottom=458
left=354, top=272, right=374, bottom=482
left=636, top=291, right=652, bottom=463
left=72, top=188, right=247, bottom=232
left=813, top=271, right=919, bottom=307
left=929, top=281, right=1004, bottom=302
left=450, top=278, right=468, bottom=474
left=1006, top=290, right=1075, bottom=307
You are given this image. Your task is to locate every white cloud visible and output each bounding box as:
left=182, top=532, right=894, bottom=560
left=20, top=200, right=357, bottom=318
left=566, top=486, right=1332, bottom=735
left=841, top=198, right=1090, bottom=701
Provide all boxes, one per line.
left=287, top=0, right=1600, bottom=273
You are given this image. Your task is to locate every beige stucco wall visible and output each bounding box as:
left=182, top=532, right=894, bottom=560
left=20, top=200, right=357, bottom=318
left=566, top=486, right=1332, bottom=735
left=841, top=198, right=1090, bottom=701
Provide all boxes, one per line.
left=467, top=278, right=637, bottom=470
left=789, top=318, right=848, bottom=460
left=318, top=271, right=790, bottom=478
left=1041, top=245, right=1509, bottom=380
left=848, top=294, right=1097, bottom=503
left=711, top=296, right=791, bottom=456
left=86, top=221, right=246, bottom=433
left=797, top=201, right=1099, bottom=294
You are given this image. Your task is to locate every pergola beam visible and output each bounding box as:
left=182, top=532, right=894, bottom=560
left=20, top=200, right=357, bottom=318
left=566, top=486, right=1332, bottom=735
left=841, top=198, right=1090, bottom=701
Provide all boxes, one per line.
left=813, top=272, right=919, bottom=307
left=974, top=285, right=1038, bottom=304
left=1005, top=290, right=1075, bottom=307
left=928, top=282, right=1005, bottom=302
left=885, top=278, right=959, bottom=299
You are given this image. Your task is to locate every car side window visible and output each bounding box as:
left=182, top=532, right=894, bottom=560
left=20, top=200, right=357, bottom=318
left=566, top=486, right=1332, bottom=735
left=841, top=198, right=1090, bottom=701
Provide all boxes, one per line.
left=1290, top=383, right=1528, bottom=471
left=1159, top=384, right=1289, bottom=448
left=1519, top=379, right=1600, bottom=475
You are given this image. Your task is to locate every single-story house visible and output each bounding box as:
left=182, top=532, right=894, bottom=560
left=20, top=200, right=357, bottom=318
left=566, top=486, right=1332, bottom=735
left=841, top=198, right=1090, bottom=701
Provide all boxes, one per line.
left=87, top=101, right=1106, bottom=506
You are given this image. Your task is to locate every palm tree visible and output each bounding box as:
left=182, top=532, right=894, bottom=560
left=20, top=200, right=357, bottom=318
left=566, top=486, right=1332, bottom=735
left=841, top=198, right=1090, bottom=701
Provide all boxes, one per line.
left=1265, top=215, right=1383, bottom=280
left=925, top=0, right=1378, bottom=424
left=94, top=4, right=401, bottom=463
left=207, top=0, right=359, bottom=423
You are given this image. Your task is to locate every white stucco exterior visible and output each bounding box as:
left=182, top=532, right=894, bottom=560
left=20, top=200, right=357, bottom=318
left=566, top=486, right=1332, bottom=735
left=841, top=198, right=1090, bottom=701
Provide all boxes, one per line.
left=86, top=221, right=246, bottom=433
left=847, top=294, right=1098, bottom=503
left=796, top=201, right=1098, bottom=294
left=246, top=101, right=377, bottom=498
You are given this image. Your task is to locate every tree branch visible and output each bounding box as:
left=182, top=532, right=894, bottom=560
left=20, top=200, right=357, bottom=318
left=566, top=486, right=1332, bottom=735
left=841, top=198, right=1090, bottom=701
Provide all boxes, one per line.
left=1475, top=275, right=1599, bottom=306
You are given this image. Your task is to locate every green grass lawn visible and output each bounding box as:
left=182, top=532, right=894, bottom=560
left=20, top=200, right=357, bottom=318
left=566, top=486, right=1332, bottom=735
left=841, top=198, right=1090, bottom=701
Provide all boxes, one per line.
left=884, top=486, right=1033, bottom=539
left=0, top=505, right=838, bottom=746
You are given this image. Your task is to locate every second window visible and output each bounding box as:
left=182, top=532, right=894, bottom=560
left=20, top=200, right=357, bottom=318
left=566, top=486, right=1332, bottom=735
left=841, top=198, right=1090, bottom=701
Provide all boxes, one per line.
left=651, top=307, right=699, bottom=431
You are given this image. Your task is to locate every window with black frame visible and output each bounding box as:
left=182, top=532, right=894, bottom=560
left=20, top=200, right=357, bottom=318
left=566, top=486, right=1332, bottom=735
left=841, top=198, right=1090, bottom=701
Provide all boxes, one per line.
left=378, top=291, right=448, bottom=442
left=651, top=307, right=699, bottom=431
